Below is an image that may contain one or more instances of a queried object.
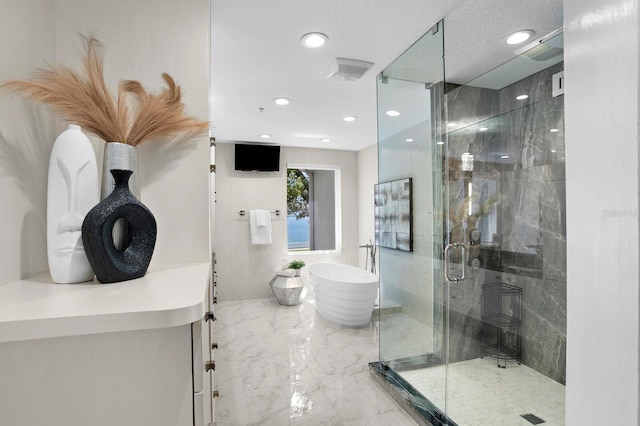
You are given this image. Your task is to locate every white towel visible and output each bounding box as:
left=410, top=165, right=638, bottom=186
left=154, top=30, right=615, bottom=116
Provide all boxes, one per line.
left=249, top=209, right=272, bottom=244
left=256, top=210, right=267, bottom=227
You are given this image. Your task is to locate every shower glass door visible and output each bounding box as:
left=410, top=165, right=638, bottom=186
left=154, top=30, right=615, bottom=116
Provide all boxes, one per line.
left=442, top=29, right=566, bottom=425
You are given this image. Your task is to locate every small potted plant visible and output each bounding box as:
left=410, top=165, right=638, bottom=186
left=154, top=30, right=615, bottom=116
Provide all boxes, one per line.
left=288, top=260, right=306, bottom=276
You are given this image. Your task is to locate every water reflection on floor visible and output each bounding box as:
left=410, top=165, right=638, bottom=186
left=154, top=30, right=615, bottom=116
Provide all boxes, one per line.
left=214, top=296, right=417, bottom=425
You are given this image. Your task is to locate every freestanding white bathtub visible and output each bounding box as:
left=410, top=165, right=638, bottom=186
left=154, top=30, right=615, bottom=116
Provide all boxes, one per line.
left=307, top=262, right=379, bottom=327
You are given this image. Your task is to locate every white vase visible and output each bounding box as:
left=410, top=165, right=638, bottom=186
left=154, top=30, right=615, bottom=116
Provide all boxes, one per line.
left=47, top=124, right=99, bottom=283
left=101, top=142, right=139, bottom=251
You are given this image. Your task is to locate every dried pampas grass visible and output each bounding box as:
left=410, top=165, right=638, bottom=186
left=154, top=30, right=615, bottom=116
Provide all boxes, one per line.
left=0, top=35, right=208, bottom=146
left=121, top=73, right=209, bottom=146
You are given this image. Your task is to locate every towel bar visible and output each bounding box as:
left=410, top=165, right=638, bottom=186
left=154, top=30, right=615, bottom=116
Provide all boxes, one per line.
left=239, top=210, right=280, bottom=216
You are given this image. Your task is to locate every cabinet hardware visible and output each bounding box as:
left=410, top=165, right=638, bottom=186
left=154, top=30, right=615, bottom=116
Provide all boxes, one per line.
left=212, top=343, right=218, bottom=350
left=213, top=390, right=220, bottom=398
left=205, top=361, right=215, bottom=372
left=205, top=312, right=215, bottom=322
left=213, top=297, right=217, bottom=304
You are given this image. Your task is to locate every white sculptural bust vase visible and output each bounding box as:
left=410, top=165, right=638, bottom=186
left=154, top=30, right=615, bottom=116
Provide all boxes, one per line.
left=47, top=124, right=99, bottom=283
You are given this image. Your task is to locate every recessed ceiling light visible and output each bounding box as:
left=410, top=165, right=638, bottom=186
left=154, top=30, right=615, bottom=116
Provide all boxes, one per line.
left=273, top=97, right=290, bottom=106
left=385, top=110, right=400, bottom=117
left=405, top=138, right=414, bottom=142
left=501, top=155, right=510, bottom=159
left=446, top=122, right=456, bottom=127
left=301, top=32, right=328, bottom=48
left=550, top=128, right=559, bottom=132
left=479, top=127, right=488, bottom=131
left=436, top=141, right=445, bottom=145
left=260, top=134, right=271, bottom=139
left=320, top=138, right=331, bottom=142
left=343, top=116, right=357, bottom=122
left=516, top=94, right=529, bottom=100
left=551, top=149, right=557, bottom=153
left=505, top=30, right=535, bottom=45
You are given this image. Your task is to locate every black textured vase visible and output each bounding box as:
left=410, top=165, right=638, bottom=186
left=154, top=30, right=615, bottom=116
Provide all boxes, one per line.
left=82, top=169, right=157, bottom=283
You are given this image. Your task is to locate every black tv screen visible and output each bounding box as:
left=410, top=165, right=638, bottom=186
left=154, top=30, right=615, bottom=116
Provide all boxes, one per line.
left=234, top=143, right=280, bottom=172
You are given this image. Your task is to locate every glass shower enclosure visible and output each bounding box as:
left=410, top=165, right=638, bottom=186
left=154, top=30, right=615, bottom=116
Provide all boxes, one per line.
left=370, top=20, right=566, bottom=426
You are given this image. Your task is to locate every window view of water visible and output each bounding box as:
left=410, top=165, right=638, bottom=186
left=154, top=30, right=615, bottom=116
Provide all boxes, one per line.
left=288, top=215, right=309, bottom=250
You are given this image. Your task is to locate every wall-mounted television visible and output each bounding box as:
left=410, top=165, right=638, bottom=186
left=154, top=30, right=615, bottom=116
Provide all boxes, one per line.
left=234, top=143, right=280, bottom=172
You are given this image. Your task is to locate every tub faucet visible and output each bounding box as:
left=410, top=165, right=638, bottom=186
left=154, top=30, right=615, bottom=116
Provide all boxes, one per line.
left=370, top=241, right=376, bottom=274
left=359, top=240, right=377, bottom=274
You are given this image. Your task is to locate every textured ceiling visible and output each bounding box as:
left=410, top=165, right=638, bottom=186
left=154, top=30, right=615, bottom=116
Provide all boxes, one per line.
left=210, top=0, right=563, bottom=151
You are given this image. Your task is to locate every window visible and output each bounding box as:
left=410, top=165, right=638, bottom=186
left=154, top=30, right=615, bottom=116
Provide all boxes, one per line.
left=286, top=165, right=341, bottom=253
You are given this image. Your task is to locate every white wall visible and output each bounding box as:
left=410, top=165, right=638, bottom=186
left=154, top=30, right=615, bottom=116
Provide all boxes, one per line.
left=357, top=143, right=379, bottom=270
left=0, top=0, right=56, bottom=284
left=564, top=0, right=640, bottom=423
left=214, top=144, right=358, bottom=301
left=0, top=0, right=210, bottom=285
left=54, top=0, right=211, bottom=267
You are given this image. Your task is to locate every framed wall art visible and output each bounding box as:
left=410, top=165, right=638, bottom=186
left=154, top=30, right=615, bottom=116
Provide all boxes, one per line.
left=374, top=177, right=413, bottom=252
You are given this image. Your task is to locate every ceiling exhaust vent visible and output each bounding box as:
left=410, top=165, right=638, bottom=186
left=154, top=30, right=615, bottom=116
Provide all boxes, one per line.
left=325, top=58, right=374, bottom=81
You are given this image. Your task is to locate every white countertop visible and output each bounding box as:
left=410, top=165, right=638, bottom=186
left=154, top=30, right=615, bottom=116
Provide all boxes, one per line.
left=0, top=263, right=210, bottom=343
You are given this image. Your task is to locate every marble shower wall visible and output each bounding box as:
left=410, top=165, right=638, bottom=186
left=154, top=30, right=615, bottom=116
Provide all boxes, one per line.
left=445, top=63, right=566, bottom=384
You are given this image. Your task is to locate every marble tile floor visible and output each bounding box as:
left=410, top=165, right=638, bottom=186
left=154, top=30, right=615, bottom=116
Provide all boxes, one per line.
left=214, top=296, right=418, bottom=425
left=399, top=358, right=566, bottom=426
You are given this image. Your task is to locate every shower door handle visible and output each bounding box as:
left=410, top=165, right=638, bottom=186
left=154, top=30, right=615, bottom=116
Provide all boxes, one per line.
left=444, top=243, right=466, bottom=283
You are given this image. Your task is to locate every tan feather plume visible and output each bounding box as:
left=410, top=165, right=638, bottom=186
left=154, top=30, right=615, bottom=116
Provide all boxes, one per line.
left=122, top=73, right=209, bottom=146
left=0, top=35, right=208, bottom=146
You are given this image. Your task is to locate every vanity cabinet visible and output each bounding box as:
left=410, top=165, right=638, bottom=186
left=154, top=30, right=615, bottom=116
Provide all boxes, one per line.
left=194, top=254, right=218, bottom=426
left=0, top=263, right=211, bottom=426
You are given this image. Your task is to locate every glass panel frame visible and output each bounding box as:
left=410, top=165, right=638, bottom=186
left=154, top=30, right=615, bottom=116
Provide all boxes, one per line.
left=372, top=20, right=450, bottom=426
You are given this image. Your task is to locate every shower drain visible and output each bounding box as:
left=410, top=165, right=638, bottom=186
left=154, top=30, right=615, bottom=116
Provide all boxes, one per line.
left=521, top=413, right=546, bottom=424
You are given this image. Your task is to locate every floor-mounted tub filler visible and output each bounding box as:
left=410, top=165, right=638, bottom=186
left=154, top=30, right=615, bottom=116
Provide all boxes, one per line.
left=307, top=262, right=379, bottom=327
